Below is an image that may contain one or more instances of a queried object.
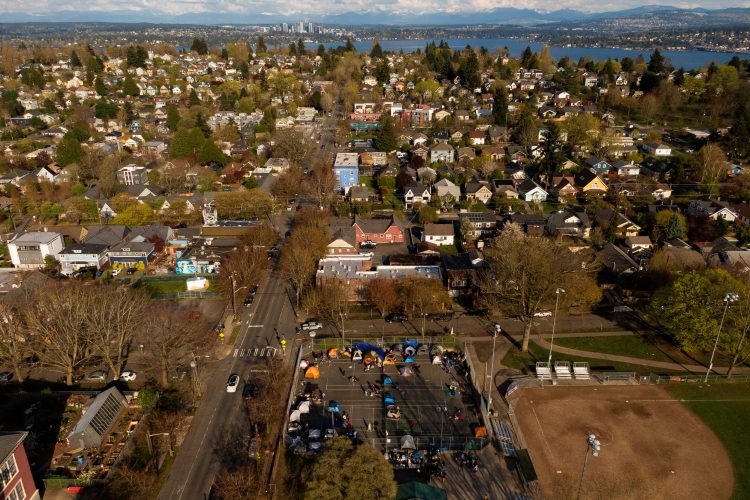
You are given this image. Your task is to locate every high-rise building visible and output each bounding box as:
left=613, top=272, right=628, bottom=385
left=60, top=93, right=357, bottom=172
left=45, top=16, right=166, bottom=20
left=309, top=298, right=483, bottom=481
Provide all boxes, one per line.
left=298, top=21, right=305, bottom=33
left=282, top=22, right=288, bottom=32
left=307, top=22, right=314, bottom=33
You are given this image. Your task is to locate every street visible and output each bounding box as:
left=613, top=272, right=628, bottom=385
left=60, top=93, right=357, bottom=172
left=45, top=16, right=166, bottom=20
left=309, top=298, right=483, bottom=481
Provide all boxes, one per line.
left=158, top=268, right=297, bottom=500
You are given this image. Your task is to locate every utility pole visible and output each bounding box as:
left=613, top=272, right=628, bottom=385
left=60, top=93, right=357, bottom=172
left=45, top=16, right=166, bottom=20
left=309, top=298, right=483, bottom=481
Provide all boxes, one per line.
left=231, top=272, right=237, bottom=318
left=576, top=434, right=601, bottom=500
left=548, top=288, right=566, bottom=368
left=486, top=328, right=498, bottom=415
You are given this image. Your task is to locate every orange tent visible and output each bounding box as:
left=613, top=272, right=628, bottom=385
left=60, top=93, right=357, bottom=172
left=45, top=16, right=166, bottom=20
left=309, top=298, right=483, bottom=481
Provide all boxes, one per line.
left=305, top=366, right=320, bottom=379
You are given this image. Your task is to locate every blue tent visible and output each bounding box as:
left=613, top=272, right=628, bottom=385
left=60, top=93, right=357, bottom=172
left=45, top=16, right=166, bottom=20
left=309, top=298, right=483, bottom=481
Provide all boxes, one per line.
left=384, top=393, right=396, bottom=405
left=353, top=342, right=385, bottom=360
left=403, top=340, right=420, bottom=349
left=383, top=376, right=393, bottom=385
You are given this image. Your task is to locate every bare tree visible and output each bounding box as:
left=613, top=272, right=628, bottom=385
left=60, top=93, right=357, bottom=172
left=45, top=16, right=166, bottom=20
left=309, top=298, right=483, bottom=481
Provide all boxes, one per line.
left=479, top=225, right=601, bottom=351
left=303, top=283, right=350, bottom=337
left=26, top=283, right=93, bottom=385
left=0, top=303, right=32, bottom=382
left=273, top=129, right=311, bottom=166
left=217, top=248, right=268, bottom=296
left=86, top=286, right=149, bottom=381
left=400, top=278, right=447, bottom=338
left=306, top=163, right=336, bottom=209
left=280, top=226, right=327, bottom=312
left=365, top=279, right=400, bottom=317
left=147, top=305, right=213, bottom=386
left=693, top=143, right=728, bottom=187
left=240, top=222, right=279, bottom=249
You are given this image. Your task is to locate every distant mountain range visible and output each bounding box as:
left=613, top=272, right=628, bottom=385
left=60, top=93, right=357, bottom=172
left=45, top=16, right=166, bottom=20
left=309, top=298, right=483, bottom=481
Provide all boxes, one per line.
left=1, top=5, right=750, bottom=27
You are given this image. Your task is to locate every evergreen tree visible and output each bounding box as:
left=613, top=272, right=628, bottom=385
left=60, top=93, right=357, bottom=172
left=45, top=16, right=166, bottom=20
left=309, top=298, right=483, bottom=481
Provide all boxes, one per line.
left=370, top=41, right=384, bottom=59
left=375, top=114, right=397, bottom=152
left=256, top=36, right=267, bottom=54
left=221, top=48, right=229, bottom=60
left=520, top=46, right=534, bottom=68
left=191, top=38, right=209, bottom=55
left=458, top=48, right=480, bottom=90
left=259, top=68, right=268, bottom=91
left=94, top=99, right=119, bottom=119
left=345, top=38, right=355, bottom=52
left=648, top=49, right=665, bottom=74
left=94, top=76, right=107, bottom=96
left=123, top=101, right=135, bottom=124
left=288, top=42, right=297, bottom=56
left=70, top=50, right=82, bottom=68
left=169, top=128, right=206, bottom=159
left=317, top=44, right=325, bottom=57
left=166, top=104, right=180, bottom=132
left=189, top=89, right=201, bottom=106
left=297, top=38, right=305, bottom=56
left=122, top=75, right=140, bottom=96
left=195, top=112, right=212, bottom=138
left=492, top=88, right=508, bottom=126
left=198, top=140, right=228, bottom=166
left=57, top=133, right=85, bottom=166
left=665, top=213, right=687, bottom=240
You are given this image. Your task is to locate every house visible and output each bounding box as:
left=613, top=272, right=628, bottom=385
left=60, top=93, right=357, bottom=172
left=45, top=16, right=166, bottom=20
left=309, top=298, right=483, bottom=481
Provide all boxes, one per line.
left=67, top=388, right=128, bottom=450
left=430, top=143, right=455, bottom=164
left=327, top=226, right=358, bottom=255
left=116, top=164, right=149, bottom=185
left=442, top=252, right=483, bottom=299
left=584, top=157, right=612, bottom=175
left=642, top=142, right=672, bottom=156
left=468, top=130, right=486, bottom=146
left=107, top=240, right=156, bottom=268
left=84, top=225, right=130, bottom=247
left=8, top=231, right=65, bottom=269
left=687, top=200, right=738, bottom=222
left=459, top=212, right=497, bottom=239
left=333, top=153, right=359, bottom=193
left=433, top=178, right=461, bottom=202
left=352, top=216, right=405, bottom=244
left=492, top=179, right=519, bottom=199
left=517, top=179, right=548, bottom=202
left=58, top=243, right=109, bottom=275
left=349, top=185, right=377, bottom=203
left=595, top=209, right=641, bottom=238
left=264, top=158, right=291, bottom=173
left=456, top=147, right=476, bottom=162
left=464, top=181, right=493, bottom=205
left=0, top=432, right=39, bottom=500
left=574, top=169, right=608, bottom=195
left=552, top=176, right=578, bottom=202
left=625, top=236, right=653, bottom=252
left=422, top=223, right=455, bottom=246
left=403, top=183, right=431, bottom=209
left=508, top=213, right=547, bottom=236
left=546, top=211, right=591, bottom=238
left=614, top=160, right=641, bottom=177
left=37, top=162, right=63, bottom=182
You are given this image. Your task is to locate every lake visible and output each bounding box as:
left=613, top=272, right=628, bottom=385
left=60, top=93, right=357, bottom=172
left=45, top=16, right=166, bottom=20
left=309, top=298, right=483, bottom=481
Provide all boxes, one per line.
left=307, top=37, right=749, bottom=70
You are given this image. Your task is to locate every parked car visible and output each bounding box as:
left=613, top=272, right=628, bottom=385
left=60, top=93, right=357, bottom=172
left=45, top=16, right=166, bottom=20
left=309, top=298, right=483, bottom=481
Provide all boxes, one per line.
left=249, top=284, right=259, bottom=296
left=86, top=370, right=108, bottom=382
left=127, top=267, right=137, bottom=275
left=0, top=371, right=13, bottom=383
left=244, top=295, right=254, bottom=307
left=298, top=321, right=323, bottom=332
left=242, top=383, right=258, bottom=400
left=226, top=374, right=240, bottom=393
left=111, top=268, right=122, bottom=277
left=385, top=312, right=408, bottom=323
left=119, top=370, right=137, bottom=382
left=360, top=240, right=377, bottom=249
left=534, top=310, right=552, bottom=317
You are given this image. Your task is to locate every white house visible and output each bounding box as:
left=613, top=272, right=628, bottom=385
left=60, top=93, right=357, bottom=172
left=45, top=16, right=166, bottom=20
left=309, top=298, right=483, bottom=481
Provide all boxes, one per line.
left=517, top=179, right=548, bottom=202
left=58, top=243, right=109, bottom=275
left=422, top=223, right=455, bottom=246
left=643, top=142, right=672, bottom=156
left=8, top=231, right=65, bottom=269
left=403, top=183, right=431, bottom=209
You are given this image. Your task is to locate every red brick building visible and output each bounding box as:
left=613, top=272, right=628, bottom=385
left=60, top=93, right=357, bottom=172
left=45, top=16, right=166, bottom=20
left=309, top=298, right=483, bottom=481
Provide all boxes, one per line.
left=0, top=432, right=39, bottom=500
left=352, top=216, right=405, bottom=245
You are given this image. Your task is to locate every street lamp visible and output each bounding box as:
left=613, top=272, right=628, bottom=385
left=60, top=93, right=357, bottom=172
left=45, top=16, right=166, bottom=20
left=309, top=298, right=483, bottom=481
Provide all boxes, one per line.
left=548, top=288, right=566, bottom=368
left=230, top=272, right=248, bottom=318
left=705, top=293, right=739, bottom=382
left=486, top=327, right=499, bottom=415
left=576, top=433, right=601, bottom=500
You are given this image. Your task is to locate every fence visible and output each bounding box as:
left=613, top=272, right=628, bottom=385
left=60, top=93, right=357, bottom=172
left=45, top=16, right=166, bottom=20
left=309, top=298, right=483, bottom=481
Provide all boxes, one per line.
left=462, top=343, right=494, bottom=441
left=648, top=373, right=750, bottom=384
left=307, top=335, right=460, bottom=352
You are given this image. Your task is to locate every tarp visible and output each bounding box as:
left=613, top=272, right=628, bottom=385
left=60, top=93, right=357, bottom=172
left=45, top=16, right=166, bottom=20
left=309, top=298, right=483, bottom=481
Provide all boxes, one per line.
left=354, top=342, right=385, bottom=360
left=305, top=366, right=320, bottom=379
left=383, top=376, right=393, bottom=385
left=297, top=401, right=310, bottom=414
left=289, top=410, right=301, bottom=423
left=300, top=359, right=309, bottom=370
left=327, top=348, right=339, bottom=357
left=400, top=434, right=416, bottom=450
left=384, top=393, right=396, bottom=405
left=474, top=426, right=488, bottom=438
left=432, top=355, right=443, bottom=365
left=404, top=340, right=420, bottom=349
left=399, top=366, right=413, bottom=376
left=384, top=354, right=398, bottom=365
left=430, top=345, right=445, bottom=357
left=395, top=482, right=448, bottom=500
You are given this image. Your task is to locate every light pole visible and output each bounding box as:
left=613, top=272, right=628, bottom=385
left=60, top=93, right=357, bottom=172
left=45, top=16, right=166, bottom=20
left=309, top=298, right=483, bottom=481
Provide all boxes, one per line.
left=576, top=433, right=601, bottom=500
left=548, top=288, right=566, bottom=368
left=705, top=293, right=739, bottom=382
left=230, top=272, right=248, bottom=319
left=146, top=432, right=172, bottom=457
left=486, top=327, right=498, bottom=415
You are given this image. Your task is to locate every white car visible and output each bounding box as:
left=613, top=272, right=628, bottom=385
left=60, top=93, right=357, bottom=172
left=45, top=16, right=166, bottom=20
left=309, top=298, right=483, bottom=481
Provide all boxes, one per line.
left=119, top=370, right=137, bottom=382
left=300, top=321, right=323, bottom=331
left=534, top=310, right=553, bottom=318
left=226, top=374, right=240, bottom=393
left=111, top=268, right=122, bottom=277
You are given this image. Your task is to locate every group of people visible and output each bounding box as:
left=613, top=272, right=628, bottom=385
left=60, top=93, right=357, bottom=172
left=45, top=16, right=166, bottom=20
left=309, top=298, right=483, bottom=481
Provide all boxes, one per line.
left=455, top=451, right=480, bottom=472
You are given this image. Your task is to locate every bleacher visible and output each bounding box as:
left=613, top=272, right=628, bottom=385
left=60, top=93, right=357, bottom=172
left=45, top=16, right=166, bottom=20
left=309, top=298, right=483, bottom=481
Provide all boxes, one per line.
left=554, top=361, right=572, bottom=379
left=573, top=362, right=590, bottom=380
left=535, top=362, right=552, bottom=380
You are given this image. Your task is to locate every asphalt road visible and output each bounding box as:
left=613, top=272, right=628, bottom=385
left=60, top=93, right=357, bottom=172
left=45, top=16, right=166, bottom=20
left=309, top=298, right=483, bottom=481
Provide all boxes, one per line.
left=158, top=268, right=297, bottom=500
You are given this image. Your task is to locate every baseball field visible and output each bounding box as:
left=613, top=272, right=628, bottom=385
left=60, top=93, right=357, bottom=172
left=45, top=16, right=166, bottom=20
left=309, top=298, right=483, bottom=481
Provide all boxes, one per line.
left=514, top=385, right=735, bottom=499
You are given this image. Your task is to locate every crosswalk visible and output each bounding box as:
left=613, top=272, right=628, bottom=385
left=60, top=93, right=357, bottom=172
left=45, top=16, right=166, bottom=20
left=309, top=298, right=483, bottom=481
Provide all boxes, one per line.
left=233, top=346, right=278, bottom=358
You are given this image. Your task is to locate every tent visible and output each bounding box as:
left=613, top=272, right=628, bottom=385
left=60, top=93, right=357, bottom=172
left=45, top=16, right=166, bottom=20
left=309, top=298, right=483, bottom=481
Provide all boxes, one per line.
left=405, top=356, right=415, bottom=363
left=352, top=349, right=363, bottom=362
left=305, top=366, right=320, bottom=379
left=354, top=342, right=385, bottom=360
left=391, top=343, right=404, bottom=353
left=400, top=434, right=416, bottom=450
left=328, top=401, right=341, bottom=413
left=383, top=376, right=393, bottom=385
left=474, top=426, right=488, bottom=438
left=309, top=429, right=321, bottom=440
left=384, top=353, right=398, bottom=365
left=297, top=401, right=310, bottom=414
left=299, top=359, right=309, bottom=370
left=384, top=393, right=396, bottom=405
left=404, top=346, right=416, bottom=357
left=430, top=345, right=444, bottom=357
left=386, top=405, right=401, bottom=419
left=289, top=410, right=301, bottom=423
left=399, top=366, right=413, bottom=376
left=431, top=355, right=443, bottom=365
left=395, top=482, right=448, bottom=500
left=404, top=340, right=420, bottom=349
left=327, top=348, right=339, bottom=358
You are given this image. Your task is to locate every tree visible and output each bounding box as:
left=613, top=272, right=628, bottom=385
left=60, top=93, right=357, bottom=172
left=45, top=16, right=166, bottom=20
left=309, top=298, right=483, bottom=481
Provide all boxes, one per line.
left=57, top=133, right=85, bottom=166
left=665, top=212, right=687, bottom=240
left=87, top=287, right=148, bottom=381
left=166, top=104, right=180, bottom=132
left=256, top=36, right=267, bottom=55
left=492, top=88, right=508, bottom=126
left=217, top=248, right=268, bottom=298
left=170, top=127, right=205, bottom=159
left=304, top=283, right=351, bottom=338
left=304, top=437, right=396, bottom=500
left=365, top=279, right=400, bottom=317
left=190, top=38, right=209, bottom=55
left=693, top=143, right=728, bottom=187
left=370, top=40, right=384, bottom=59
left=647, top=49, right=666, bottom=74
left=113, top=204, right=155, bottom=226
left=70, top=50, right=82, bottom=67
left=111, top=192, right=139, bottom=214
left=280, top=227, right=326, bottom=311
left=479, top=225, right=601, bottom=351
left=400, top=278, right=447, bottom=338
left=94, top=99, right=119, bottom=119
left=122, top=75, right=140, bottom=97
left=513, top=109, right=538, bottom=153
left=307, top=163, right=336, bottom=209
left=650, top=269, right=750, bottom=376
left=147, top=305, right=213, bottom=386
left=26, top=283, right=93, bottom=385
left=0, top=303, right=32, bottom=383
left=274, top=129, right=311, bottom=165
left=418, top=205, right=438, bottom=224
left=563, top=113, right=600, bottom=149
left=375, top=113, right=398, bottom=152
left=458, top=48, right=481, bottom=90
left=197, top=140, right=228, bottom=166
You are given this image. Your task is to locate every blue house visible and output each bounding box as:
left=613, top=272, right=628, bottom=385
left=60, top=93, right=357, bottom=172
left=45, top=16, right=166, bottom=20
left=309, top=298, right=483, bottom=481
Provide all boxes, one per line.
left=334, top=153, right=360, bottom=193
left=584, top=156, right=612, bottom=175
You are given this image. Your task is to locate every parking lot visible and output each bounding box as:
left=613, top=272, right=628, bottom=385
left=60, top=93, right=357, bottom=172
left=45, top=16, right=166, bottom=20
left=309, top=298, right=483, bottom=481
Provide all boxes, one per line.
left=293, top=341, right=483, bottom=452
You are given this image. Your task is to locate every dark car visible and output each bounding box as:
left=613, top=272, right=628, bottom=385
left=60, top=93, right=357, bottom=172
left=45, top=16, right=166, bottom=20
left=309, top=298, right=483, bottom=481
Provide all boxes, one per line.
left=244, top=295, right=254, bottom=307
left=385, top=312, right=408, bottom=323
left=242, top=383, right=258, bottom=399
left=249, top=284, right=259, bottom=296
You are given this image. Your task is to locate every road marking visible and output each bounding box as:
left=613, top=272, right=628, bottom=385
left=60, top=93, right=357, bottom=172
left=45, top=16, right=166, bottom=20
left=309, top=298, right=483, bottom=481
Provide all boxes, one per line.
left=253, top=347, right=259, bottom=356
left=247, top=325, right=264, bottom=328
left=259, top=347, right=267, bottom=356
left=240, top=349, right=245, bottom=356
left=233, top=349, right=238, bottom=357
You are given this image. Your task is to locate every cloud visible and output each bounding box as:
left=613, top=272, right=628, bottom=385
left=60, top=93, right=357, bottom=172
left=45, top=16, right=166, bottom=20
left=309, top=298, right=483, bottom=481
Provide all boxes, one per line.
left=0, top=0, right=748, bottom=18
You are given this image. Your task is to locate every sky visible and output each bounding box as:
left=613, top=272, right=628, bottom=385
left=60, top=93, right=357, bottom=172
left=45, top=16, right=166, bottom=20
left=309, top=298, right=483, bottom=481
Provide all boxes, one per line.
left=0, top=0, right=749, bottom=20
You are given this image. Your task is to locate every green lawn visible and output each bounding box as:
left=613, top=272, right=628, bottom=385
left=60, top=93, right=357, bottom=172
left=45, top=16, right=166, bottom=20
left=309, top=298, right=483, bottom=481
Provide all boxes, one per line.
left=665, top=383, right=750, bottom=499
left=501, top=340, right=680, bottom=375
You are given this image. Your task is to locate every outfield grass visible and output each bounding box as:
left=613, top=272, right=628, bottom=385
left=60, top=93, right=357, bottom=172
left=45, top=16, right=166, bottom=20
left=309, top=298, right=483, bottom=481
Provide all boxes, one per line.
left=501, top=340, right=680, bottom=375
left=665, top=383, right=750, bottom=499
